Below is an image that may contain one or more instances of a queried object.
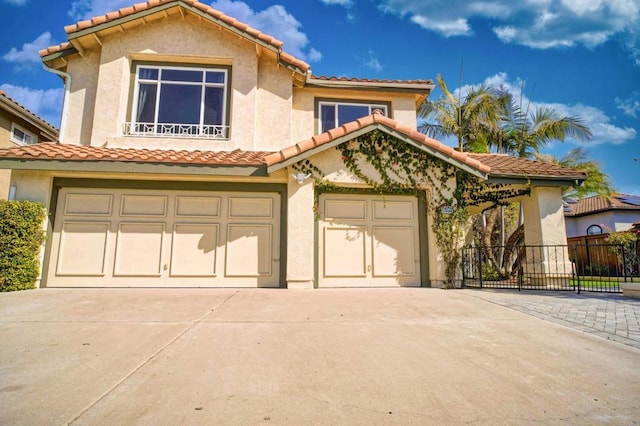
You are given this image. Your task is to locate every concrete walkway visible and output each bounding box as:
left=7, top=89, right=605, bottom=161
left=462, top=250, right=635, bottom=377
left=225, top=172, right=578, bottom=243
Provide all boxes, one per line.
left=1, top=288, right=639, bottom=425
left=462, top=289, right=640, bottom=350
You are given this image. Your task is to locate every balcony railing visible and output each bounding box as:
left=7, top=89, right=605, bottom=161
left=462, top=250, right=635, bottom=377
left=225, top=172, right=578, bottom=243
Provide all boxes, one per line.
left=122, top=122, right=229, bottom=139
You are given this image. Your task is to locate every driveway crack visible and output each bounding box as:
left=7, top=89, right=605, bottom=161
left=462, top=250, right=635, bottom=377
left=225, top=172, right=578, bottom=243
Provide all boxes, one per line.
left=65, top=290, right=239, bottom=425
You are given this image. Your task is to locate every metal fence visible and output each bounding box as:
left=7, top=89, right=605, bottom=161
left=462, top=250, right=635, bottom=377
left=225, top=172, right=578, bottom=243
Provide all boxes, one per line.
left=462, top=243, right=640, bottom=293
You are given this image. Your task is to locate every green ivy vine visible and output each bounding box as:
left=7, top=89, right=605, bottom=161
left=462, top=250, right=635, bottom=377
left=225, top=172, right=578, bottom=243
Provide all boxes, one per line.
left=292, top=130, right=531, bottom=287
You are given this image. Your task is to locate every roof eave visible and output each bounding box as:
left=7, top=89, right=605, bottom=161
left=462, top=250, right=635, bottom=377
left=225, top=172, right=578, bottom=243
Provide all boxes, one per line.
left=0, top=97, right=60, bottom=139
left=0, top=158, right=268, bottom=177
left=267, top=123, right=488, bottom=180
left=305, top=76, right=434, bottom=93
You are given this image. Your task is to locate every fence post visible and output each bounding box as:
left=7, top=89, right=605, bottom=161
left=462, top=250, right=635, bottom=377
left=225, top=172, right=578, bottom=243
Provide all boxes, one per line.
left=573, top=245, right=580, bottom=294
left=621, top=243, right=628, bottom=283
left=478, top=246, right=483, bottom=289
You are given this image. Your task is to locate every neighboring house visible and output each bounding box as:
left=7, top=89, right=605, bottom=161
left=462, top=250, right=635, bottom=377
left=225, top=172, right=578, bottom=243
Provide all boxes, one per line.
left=0, top=90, right=59, bottom=199
left=0, top=0, right=585, bottom=289
left=564, top=194, right=640, bottom=238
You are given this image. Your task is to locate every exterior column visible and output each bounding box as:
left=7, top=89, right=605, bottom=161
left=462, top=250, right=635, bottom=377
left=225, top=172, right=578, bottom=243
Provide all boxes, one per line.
left=286, top=170, right=315, bottom=289
left=522, top=186, right=572, bottom=284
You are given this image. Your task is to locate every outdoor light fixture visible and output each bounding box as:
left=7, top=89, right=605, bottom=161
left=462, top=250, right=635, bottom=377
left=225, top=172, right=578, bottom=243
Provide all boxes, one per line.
left=292, top=172, right=311, bottom=184
left=8, top=183, right=17, bottom=201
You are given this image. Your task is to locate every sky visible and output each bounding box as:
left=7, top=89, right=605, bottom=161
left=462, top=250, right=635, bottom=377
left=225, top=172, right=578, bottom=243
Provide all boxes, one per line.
left=1, top=0, right=639, bottom=195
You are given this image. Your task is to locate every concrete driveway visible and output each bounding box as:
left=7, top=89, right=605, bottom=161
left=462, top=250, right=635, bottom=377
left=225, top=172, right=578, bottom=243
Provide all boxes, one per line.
left=1, top=288, right=639, bottom=425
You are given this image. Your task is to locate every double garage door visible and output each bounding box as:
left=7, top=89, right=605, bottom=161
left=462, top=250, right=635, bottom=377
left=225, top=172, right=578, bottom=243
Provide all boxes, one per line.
left=47, top=188, right=281, bottom=287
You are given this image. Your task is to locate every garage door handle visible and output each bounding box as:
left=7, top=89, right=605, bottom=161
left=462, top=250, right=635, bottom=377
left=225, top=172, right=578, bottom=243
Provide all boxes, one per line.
left=273, top=258, right=280, bottom=263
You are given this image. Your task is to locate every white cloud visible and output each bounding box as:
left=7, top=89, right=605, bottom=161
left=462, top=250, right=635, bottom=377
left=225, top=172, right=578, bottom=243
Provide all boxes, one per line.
left=2, top=32, right=54, bottom=69
left=209, top=1, right=322, bottom=62
left=68, top=0, right=133, bottom=20
left=616, top=91, right=640, bottom=118
left=321, top=0, right=353, bottom=5
left=364, top=50, right=383, bottom=72
left=380, top=0, right=640, bottom=63
left=459, top=73, right=637, bottom=146
left=0, top=84, right=63, bottom=127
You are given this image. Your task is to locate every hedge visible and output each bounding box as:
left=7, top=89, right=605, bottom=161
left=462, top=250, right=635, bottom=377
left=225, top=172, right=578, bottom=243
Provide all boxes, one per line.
left=0, top=200, right=47, bottom=292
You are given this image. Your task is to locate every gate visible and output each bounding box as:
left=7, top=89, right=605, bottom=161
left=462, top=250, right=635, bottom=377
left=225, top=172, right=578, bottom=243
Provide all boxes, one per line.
left=462, top=243, right=640, bottom=293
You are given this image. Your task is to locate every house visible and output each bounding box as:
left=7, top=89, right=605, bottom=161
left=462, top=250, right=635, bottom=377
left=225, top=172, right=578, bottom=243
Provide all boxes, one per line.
left=0, top=0, right=586, bottom=289
left=0, top=90, right=59, bottom=199
left=564, top=194, right=640, bottom=238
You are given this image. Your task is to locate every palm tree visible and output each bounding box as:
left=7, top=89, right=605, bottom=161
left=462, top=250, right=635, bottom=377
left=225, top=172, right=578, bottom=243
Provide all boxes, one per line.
left=418, top=74, right=503, bottom=152
left=534, top=147, right=613, bottom=198
left=491, top=89, right=593, bottom=156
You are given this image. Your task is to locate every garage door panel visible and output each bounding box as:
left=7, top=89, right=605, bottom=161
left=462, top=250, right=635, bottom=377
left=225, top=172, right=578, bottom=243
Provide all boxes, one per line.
left=113, top=223, right=164, bottom=276
left=120, top=195, right=167, bottom=217
left=225, top=224, right=272, bottom=276
left=372, top=201, right=413, bottom=221
left=228, top=198, right=273, bottom=219
left=323, top=226, right=367, bottom=277
left=64, top=193, right=113, bottom=216
left=175, top=196, right=220, bottom=218
left=56, top=221, right=109, bottom=276
left=324, top=200, right=366, bottom=220
left=372, top=227, right=416, bottom=277
left=170, top=223, right=218, bottom=277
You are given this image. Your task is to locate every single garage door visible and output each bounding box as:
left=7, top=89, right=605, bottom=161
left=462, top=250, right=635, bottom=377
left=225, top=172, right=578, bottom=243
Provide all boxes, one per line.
left=47, top=187, right=281, bottom=287
left=318, top=193, right=421, bottom=287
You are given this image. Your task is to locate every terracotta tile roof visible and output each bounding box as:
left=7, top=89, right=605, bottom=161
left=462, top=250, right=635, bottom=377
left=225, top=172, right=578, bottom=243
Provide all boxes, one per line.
left=0, top=143, right=269, bottom=166
left=264, top=113, right=490, bottom=174
left=39, top=0, right=310, bottom=73
left=564, top=194, right=640, bottom=216
left=0, top=91, right=59, bottom=141
left=310, top=75, right=433, bottom=85
left=467, top=153, right=587, bottom=180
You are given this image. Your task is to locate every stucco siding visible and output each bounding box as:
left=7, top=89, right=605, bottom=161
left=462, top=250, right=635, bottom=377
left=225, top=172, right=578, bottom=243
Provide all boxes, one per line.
left=566, top=210, right=640, bottom=237
left=291, top=87, right=419, bottom=142
left=62, top=14, right=299, bottom=151
left=255, top=55, right=293, bottom=150
left=65, top=50, right=100, bottom=145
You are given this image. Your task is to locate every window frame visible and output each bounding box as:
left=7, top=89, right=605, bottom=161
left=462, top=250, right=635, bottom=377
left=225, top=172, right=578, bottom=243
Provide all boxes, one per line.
left=127, top=63, right=231, bottom=139
left=586, top=224, right=603, bottom=235
left=10, top=123, right=37, bottom=145
left=316, top=99, right=391, bottom=133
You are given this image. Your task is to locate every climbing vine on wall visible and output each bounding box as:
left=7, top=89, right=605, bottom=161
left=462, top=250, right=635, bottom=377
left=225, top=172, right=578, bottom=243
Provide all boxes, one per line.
left=292, top=130, right=531, bottom=286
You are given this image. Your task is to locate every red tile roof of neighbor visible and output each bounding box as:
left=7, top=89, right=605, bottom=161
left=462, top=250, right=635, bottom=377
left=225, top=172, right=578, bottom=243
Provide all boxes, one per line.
left=564, top=194, right=640, bottom=216
left=0, top=91, right=60, bottom=141
left=0, top=113, right=585, bottom=182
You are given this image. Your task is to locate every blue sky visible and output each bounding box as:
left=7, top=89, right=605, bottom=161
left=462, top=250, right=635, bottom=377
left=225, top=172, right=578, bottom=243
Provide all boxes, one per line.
left=1, top=0, right=639, bottom=195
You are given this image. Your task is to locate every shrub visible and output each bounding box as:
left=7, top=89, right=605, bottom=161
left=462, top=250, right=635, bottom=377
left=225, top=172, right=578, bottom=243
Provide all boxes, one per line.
left=584, top=263, right=609, bottom=277
left=0, top=200, right=46, bottom=292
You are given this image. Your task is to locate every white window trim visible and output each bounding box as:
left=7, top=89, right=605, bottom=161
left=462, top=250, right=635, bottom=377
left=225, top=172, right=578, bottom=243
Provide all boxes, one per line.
left=318, top=101, right=388, bottom=132
left=126, top=64, right=229, bottom=139
left=10, top=123, right=37, bottom=145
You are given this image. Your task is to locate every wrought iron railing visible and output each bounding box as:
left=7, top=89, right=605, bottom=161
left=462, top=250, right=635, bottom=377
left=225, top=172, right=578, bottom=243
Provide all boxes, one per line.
left=122, top=122, right=229, bottom=139
left=462, top=243, right=640, bottom=293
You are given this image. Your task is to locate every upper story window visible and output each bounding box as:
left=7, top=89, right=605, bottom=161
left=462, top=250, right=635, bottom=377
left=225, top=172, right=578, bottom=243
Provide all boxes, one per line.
left=318, top=101, right=388, bottom=133
left=10, top=123, right=37, bottom=145
left=124, top=64, right=229, bottom=139
left=587, top=224, right=603, bottom=235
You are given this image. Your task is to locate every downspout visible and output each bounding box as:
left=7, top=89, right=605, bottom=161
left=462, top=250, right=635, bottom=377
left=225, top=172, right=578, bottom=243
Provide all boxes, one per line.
left=42, top=63, right=71, bottom=144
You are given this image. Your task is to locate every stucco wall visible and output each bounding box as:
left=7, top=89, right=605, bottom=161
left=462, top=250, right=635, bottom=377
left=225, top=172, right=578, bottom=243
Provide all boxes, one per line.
left=565, top=210, right=640, bottom=237
left=291, top=86, right=418, bottom=143
left=62, top=14, right=294, bottom=151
